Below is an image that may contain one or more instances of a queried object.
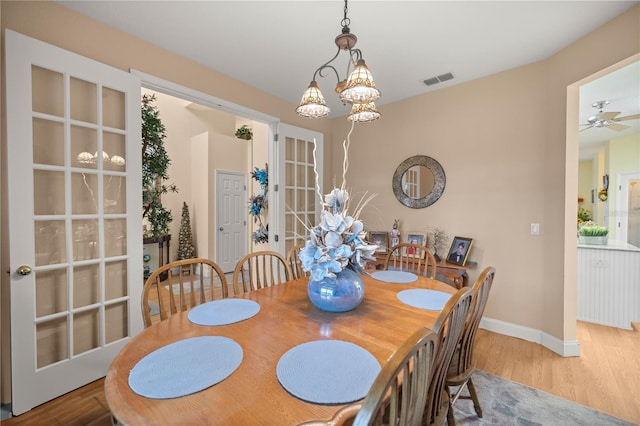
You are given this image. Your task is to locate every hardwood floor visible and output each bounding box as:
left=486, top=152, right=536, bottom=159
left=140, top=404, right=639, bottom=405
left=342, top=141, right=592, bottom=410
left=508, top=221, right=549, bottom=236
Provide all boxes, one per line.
left=474, top=321, right=640, bottom=424
left=3, top=321, right=639, bottom=425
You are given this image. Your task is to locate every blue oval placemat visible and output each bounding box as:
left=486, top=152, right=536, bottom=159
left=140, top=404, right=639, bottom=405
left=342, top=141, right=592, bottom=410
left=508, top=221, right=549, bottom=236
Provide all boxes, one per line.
left=397, top=289, right=451, bottom=311
left=276, top=340, right=381, bottom=404
left=128, top=336, right=242, bottom=399
left=371, top=270, right=418, bottom=283
left=188, top=299, right=260, bottom=326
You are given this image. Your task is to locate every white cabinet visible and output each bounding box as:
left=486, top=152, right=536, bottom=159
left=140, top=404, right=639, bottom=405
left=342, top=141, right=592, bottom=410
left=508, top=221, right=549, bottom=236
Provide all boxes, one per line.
left=577, top=241, right=640, bottom=329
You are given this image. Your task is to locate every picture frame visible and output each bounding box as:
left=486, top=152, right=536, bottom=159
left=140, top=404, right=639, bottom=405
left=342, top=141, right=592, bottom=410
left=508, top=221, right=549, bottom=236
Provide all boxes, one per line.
left=405, top=232, right=426, bottom=258
left=369, top=231, right=389, bottom=253
left=446, top=236, right=473, bottom=266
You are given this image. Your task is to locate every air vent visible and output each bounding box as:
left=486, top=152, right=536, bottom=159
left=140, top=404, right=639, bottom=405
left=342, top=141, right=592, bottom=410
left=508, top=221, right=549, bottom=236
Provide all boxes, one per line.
left=423, top=72, right=455, bottom=86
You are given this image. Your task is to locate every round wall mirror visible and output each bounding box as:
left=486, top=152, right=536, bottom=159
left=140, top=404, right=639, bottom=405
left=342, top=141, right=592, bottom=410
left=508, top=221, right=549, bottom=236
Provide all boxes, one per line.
left=392, top=155, right=446, bottom=208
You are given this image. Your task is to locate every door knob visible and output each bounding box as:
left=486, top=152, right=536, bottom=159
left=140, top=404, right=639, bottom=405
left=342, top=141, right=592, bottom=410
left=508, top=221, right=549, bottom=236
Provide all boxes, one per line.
left=219, top=227, right=224, bottom=231
left=16, top=265, right=32, bottom=276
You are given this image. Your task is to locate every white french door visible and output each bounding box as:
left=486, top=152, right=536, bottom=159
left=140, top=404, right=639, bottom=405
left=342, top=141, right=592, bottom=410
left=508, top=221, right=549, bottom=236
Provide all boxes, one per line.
left=215, top=171, right=247, bottom=273
left=5, top=30, right=142, bottom=414
left=276, top=124, right=324, bottom=256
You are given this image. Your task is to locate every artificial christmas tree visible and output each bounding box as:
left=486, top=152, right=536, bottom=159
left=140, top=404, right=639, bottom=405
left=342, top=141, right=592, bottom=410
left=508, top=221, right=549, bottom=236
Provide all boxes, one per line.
left=177, top=202, right=196, bottom=263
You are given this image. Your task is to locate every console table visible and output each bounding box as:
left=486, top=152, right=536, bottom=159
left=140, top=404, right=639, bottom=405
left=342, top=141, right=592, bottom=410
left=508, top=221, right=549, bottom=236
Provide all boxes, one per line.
left=143, top=234, right=171, bottom=281
left=369, top=253, right=476, bottom=289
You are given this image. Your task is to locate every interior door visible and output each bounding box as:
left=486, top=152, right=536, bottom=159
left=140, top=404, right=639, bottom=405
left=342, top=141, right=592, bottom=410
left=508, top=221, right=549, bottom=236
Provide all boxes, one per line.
left=5, top=30, right=142, bottom=415
left=618, top=173, right=640, bottom=247
left=276, top=124, right=323, bottom=256
left=216, top=170, right=247, bottom=273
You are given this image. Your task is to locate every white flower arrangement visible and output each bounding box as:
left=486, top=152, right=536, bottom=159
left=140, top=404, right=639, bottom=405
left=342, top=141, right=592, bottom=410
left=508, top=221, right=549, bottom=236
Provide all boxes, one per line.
left=299, top=123, right=378, bottom=282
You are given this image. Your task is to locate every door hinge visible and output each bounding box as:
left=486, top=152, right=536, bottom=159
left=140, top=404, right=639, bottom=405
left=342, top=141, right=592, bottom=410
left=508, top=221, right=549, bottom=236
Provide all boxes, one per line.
left=244, top=185, right=247, bottom=190
left=244, top=220, right=247, bottom=226
left=274, top=184, right=279, bottom=192
left=274, top=234, right=279, bottom=242
left=274, top=133, right=279, bottom=142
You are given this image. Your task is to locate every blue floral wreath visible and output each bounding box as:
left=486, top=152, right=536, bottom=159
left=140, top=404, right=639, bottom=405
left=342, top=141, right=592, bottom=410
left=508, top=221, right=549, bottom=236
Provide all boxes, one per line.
left=249, top=164, right=269, bottom=244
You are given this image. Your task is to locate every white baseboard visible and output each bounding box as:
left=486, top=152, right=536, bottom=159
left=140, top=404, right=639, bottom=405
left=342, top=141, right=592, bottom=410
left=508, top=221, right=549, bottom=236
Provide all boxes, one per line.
left=480, top=317, right=581, bottom=357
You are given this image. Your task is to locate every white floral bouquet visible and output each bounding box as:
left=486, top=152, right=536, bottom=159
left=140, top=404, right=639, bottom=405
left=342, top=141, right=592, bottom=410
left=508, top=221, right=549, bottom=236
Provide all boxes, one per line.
left=298, top=123, right=377, bottom=282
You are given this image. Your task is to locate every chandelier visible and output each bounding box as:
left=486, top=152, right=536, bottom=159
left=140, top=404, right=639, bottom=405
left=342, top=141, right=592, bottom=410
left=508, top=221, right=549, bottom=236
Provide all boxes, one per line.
left=296, top=0, right=381, bottom=123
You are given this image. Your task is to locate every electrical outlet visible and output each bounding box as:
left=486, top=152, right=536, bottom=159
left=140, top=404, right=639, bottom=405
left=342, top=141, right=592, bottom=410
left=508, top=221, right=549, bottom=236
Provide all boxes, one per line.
left=530, top=223, right=540, bottom=235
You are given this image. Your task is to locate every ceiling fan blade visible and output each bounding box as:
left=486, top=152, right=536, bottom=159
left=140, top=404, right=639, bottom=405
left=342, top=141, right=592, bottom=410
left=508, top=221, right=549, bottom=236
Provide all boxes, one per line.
left=615, top=113, right=640, bottom=122
left=600, top=111, right=621, bottom=120
left=579, top=125, right=594, bottom=132
left=607, top=122, right=630, bottom=132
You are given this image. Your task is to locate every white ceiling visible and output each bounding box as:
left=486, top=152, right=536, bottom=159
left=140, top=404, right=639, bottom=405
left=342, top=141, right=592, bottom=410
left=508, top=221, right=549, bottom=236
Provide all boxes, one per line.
left=578, top=60, right=640, bottom=159
left=57, top=1, right=639, bottom=155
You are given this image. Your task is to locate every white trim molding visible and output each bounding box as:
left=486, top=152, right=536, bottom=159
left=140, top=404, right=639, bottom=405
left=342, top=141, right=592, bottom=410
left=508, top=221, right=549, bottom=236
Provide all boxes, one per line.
left=480, top=317, right=581, bottom=357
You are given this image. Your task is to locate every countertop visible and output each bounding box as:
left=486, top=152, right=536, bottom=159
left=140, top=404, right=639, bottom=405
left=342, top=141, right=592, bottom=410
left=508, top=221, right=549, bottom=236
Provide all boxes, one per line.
left=577, top=239, right=640, bottom=252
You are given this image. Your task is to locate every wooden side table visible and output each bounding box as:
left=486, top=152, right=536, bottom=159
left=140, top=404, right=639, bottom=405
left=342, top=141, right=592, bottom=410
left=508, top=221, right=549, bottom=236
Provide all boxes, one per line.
left=369, top=253, right=477, bottom=289
left=143, top=234, right=171, bottom=281
left=434, top=259, right=477, bottom=289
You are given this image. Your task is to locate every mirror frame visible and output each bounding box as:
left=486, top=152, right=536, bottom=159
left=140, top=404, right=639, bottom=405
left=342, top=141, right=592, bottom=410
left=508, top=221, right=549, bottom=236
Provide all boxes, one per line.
left=392, top=155, right=446, bottom=209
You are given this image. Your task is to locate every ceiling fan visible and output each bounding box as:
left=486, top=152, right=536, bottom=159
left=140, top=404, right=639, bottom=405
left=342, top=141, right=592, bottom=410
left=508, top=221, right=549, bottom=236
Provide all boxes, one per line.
left=580, top=100, right=640, bottom=132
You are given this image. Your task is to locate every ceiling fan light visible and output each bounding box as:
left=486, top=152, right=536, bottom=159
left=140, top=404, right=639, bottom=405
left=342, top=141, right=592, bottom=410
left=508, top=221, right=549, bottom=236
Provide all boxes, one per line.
left=340, top=59, right=381, bottom=104
left=296, top=81, right=330, bottom=118
left=347, top=102, right=381, bottom=123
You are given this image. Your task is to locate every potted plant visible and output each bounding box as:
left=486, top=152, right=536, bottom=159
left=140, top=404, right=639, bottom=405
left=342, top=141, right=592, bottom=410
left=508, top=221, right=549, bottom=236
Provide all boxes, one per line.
left=142, top=94, right=178, bottom=238
left=235, top=125, right=253, bottom=140
left=578, top=220, right=608, bottom=245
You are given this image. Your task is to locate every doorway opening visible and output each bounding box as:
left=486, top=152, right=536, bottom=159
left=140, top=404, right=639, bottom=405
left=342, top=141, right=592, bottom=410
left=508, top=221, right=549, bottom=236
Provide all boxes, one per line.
left=139, top=86, right=269, bottom=274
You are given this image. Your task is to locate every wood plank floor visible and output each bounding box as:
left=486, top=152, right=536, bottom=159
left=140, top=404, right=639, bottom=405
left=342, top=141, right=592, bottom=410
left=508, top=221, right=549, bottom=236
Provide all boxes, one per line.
left=3, top=321, right=639, bottom=425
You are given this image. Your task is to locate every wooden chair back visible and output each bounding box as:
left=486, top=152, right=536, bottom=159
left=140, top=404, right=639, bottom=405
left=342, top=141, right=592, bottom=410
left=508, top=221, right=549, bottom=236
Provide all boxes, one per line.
left=424, top=286, right=473, bottom=426
left=141, top=258, right=229, bottom=328
left=299, top=327, right=439, bottom=426
left=355, top=327, right=439, bottom=426
left=384, top=242, right=437, bottom=278
left=233, top=251, right=291, bottom=292
left=287, top=244, right=308, bottom=280
left=445, top=267, right=496, bottom=423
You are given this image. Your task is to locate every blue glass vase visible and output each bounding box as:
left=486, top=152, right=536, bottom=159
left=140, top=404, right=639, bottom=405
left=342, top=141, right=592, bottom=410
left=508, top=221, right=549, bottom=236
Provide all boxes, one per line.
left=307, top=267, right=364, bottom=312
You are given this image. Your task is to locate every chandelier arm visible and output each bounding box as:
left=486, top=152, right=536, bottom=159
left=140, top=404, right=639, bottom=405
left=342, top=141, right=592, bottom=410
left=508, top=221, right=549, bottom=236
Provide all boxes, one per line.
left=349, top=48, right=363, bottom=62
left=312, top=48, right=343, bottom=82
left=343, top=48, right=363, bottom=79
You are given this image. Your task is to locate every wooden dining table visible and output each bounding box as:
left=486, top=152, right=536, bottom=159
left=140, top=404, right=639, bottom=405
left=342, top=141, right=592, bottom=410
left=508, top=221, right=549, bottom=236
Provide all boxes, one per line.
left=104, top=273, right=456, bottom=425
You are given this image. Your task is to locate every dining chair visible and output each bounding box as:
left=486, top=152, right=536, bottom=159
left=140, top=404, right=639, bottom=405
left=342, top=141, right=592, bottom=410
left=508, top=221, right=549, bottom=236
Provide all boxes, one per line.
left=384, top=242, right=437, bottom=278
left=298, top=327, right=439, bottom=426
left=233, top=250, right=291, bottom=293
left=287, top=243, right=309, bottom=280
left=424, top=286, right=474, bottom=426
left=141, top=257, right=230, bottom=328
left=445, top=267, right=496, bottom=425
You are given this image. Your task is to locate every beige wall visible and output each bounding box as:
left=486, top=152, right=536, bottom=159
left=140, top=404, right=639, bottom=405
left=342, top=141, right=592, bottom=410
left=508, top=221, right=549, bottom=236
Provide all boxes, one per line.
left=1, top=0, right=639, bottom=402
left=330, top=6, right=639, bottom=342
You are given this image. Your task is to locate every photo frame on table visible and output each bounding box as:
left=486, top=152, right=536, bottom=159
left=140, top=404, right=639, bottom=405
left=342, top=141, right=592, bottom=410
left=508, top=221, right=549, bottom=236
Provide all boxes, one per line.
left=446, top=236, right=473, bottom=266
left=369, top=231, right=389, bottom=253
left=405, top=232, right=426, bottom=258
